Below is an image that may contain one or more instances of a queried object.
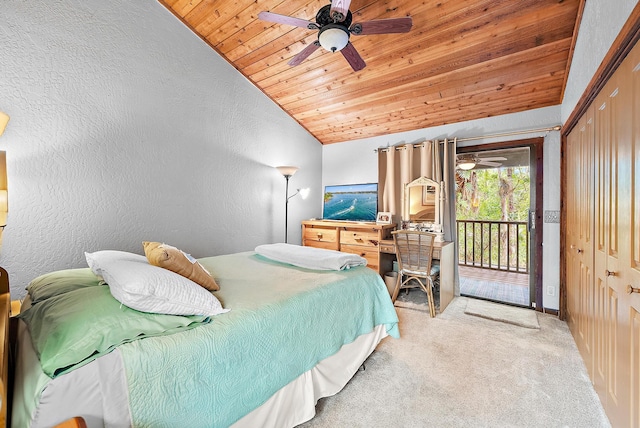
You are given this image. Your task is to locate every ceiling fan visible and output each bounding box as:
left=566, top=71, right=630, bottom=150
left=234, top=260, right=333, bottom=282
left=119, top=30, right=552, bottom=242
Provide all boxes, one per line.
left=258, top=0, right=412, bottom=71
left=456, top=154, right=507, bottom=170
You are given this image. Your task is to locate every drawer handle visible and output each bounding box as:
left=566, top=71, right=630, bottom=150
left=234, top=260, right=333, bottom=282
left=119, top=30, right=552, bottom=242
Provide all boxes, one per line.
left=576, top=248, right=583, bottom=254
left=317, top=233, right=323, bottom=239
left=360, top=253, right=366, bottom=257
left=628, top=285, right=640, bottom=294
left=605, top=270, right=616, bottom=277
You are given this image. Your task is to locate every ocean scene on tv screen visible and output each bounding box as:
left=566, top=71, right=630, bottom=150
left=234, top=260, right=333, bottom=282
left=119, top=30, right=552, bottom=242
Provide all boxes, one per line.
left=323, top=183, right=378, bottom=221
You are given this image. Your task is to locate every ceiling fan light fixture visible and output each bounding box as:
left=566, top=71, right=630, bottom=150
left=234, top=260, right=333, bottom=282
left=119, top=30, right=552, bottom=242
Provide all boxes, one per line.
left=457, top=161, right=476, bottom=170
left=457, top=154, right=477, bottom=170
left=318, top=25, right=349, bottom=52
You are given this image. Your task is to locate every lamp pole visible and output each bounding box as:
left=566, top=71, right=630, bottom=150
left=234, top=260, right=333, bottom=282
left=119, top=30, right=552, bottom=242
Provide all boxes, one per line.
left=276, top=166, right=300, bottom=244
left=284, top=174, right=291, bottom=243
left=284, top=177, right=302, bottom=243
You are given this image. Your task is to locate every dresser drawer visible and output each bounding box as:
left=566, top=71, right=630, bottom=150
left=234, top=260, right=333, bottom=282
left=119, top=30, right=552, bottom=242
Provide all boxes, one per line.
left=340, top=229, right=379, bottom=247
left=379, top=242, right=396, bottom=254
left=340, top=244, right=379, bottom=271
left=304, top=240, right=339, bottom=251
left=303, top=227, right=338, bottom=245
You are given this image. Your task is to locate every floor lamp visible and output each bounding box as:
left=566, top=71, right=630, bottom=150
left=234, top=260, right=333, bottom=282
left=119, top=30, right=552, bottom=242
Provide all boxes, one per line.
left=0, top=112, right=10, bottom=325
left=276, top=166, right=302, bottom=243
left=0, top=111, right=9, bottom=247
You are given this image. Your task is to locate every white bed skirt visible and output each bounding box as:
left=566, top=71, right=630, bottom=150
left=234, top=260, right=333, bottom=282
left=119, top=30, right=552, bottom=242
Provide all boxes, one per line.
left=13, top=320, right=388, bottom=427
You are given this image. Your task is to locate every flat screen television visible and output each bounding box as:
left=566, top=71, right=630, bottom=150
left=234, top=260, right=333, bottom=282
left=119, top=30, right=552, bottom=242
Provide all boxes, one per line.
left=323, top=183, right=378, bottom=222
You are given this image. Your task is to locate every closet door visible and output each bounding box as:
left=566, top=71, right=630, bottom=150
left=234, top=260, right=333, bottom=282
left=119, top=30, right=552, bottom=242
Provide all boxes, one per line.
left=565, top=122, right=580, bottom=334
left=623, top=42, right=640, bottom=428
left=591, top=80, right=611, bottom=406
left=594, top=44, right=640, bottom=426
left=566, top=39, right=640, bottom=426
left=593, top=75, right=616, bottom=414
left=566, top=108, right=595, bottom=374
left=576, top=107, right=595, bottom=373
left=578, top=107, right=595, bottom=374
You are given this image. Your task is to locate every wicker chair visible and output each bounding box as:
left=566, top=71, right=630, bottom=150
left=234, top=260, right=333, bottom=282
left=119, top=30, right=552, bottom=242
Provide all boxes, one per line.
left=391, top=230, right=440, bottom=317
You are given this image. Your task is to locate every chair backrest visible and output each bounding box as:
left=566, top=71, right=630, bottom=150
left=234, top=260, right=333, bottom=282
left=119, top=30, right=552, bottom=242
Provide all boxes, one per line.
left=392, top=230, right=436, bottom=276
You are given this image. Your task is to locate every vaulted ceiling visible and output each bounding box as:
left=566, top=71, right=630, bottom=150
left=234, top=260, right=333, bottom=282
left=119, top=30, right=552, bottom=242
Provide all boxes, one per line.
left=160, top=0, right=582, bottom=144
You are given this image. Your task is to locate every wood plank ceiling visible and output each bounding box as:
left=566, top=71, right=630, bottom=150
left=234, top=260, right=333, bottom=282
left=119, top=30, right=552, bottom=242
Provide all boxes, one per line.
left=160, top=0, right=582, bottom=144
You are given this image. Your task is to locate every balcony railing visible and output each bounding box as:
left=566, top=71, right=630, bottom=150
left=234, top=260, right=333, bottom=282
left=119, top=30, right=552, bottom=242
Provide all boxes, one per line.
left=456, top=220, right=529, bottom=273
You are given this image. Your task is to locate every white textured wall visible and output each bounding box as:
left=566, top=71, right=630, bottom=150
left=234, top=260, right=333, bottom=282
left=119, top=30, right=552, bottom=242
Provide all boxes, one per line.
left=0, top=0, right=321, bottom=298
left=323, top=106, right=563, bottom=310
left=561, top=0, right=639, bottom=121
left=542, top=131, right=561, bottom=310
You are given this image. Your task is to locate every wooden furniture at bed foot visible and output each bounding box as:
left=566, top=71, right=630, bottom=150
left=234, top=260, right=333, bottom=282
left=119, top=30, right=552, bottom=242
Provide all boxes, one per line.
left=54, top=417, right=88, bottom=428
left=301, top=220, right=396, bottom=275
left=0, top=266, right=9, bottom=428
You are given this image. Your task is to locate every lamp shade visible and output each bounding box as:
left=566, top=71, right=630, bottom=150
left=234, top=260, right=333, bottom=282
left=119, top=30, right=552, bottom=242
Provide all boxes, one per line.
left=276, top=166, right=299, bottom=177
left=318, top=26, right=349, bottom=52
left=0, top=112, right=9, bottom=137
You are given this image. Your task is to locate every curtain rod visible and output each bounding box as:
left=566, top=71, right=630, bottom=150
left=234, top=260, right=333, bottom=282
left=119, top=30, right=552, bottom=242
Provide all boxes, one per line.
left=375, top=125, right=562, bottom=152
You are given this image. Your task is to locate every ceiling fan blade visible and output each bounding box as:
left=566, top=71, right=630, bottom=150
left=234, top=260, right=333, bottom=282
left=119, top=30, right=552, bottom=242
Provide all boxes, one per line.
left=258, top=11, right=314, bottom=29
left=478, top=156, right=507, bottom=161
left=288, top=41, right=321, bottom=66
left=351, top=17, right=413, bottom=35
left=478, top=161, right=502, bottom=167
left=329, top=0, right=352, bottom=22
left=341, top=42, right=366, bottom=71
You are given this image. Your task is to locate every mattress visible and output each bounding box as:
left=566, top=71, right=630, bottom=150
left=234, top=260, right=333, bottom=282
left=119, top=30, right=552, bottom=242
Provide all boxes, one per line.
left=12, top=251, right=399, bottom=427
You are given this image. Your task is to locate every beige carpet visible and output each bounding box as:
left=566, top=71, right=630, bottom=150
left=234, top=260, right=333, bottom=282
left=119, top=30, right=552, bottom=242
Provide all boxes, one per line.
left=464, top=298, right=540, bottom=329
left=299, top=296, right=610, bottom=428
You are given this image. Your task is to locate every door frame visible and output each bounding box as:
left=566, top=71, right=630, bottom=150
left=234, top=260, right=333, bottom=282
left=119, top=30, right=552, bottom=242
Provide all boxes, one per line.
left=456, top=137, right=544, bottom=310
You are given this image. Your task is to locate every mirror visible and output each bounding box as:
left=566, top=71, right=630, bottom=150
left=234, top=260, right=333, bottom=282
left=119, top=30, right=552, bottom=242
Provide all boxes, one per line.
left=402, top=177, right=444, bottom=240
left=408, top=184, right=437, bottom=222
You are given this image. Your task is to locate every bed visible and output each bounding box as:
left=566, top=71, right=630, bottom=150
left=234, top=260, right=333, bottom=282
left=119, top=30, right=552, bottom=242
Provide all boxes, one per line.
left=7, top=245, right=399, bottom=427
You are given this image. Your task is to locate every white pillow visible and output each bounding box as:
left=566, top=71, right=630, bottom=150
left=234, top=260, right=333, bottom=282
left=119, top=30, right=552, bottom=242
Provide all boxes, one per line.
left=85, top=250, right=229, bottom=316
left=86, top=250, right=147, bottom=274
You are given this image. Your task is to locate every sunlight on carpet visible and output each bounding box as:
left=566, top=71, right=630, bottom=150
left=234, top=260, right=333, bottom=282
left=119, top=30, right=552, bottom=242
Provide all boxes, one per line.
left=464, top=298, right=539, bottom=329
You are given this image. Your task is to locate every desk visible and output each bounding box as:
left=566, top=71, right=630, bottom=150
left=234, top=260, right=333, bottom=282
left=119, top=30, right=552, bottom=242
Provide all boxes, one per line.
left=380, top=239, right=455, bottom=313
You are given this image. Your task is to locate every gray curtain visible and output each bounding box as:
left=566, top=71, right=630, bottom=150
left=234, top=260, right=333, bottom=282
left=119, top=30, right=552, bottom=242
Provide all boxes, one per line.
left=378, top=141, right=441, bottom=222
left=442, top=138, right=460, bottom=295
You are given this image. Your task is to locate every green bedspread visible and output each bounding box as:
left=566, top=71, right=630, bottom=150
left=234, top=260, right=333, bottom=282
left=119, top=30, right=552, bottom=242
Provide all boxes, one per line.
left=19, top=270, right=211, bottom=378
left=121, top=251, right=399, bottom=427
left=17, top=252, right=399, bottom=427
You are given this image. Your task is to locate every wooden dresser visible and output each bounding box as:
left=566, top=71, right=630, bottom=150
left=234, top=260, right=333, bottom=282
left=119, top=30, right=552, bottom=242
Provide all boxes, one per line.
left=301, top=220, right=396, bottom=275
